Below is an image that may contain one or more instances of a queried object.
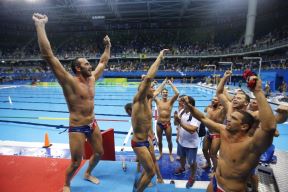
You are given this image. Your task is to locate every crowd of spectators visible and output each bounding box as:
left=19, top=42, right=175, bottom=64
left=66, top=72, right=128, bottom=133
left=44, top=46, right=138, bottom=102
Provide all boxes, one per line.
left=1, top=25, right=288, bottom=84
left=0, top=25, right=287, bottom=60
left=1, top=55, right=287, bottom=84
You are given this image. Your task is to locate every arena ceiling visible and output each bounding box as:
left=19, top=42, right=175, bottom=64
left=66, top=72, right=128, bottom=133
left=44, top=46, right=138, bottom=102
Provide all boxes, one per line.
left=0, top=0, right=287, bottom=31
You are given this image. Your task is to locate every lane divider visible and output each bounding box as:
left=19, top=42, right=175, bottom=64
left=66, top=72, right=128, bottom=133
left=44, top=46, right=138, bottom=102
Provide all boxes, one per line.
left=0, top=116, right=129, bottom=122
left=0, top=120, right=130, bottom=135
left=0, top=119, right=177, bottom=136
left=0, top=106, right=209, bottom=116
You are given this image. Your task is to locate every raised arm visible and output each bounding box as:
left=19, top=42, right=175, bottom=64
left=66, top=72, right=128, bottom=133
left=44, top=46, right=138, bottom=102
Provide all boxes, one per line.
left=183, top=96, right=225, bottom=133
left=33, top=13, right=73, bottom=86
left=135, top=49, right=169, bottom=101
left=223, top=87, right=233, bottom=102
left=146, top=49, right=168, bottom=79
left=273, top=105, right=288, bottom=137
left=252, top=77, right=276, bottom=153
left=92, top=35, right=111, bottom=80
left=167, top=80, right=180, bottom=104
left=174, top=113, right=198, bottom=134
left=153, top=78, right=168, bottom=98
left=275, top=105, right=288, bottom=124
left=216, top=70, right=233, bottom=116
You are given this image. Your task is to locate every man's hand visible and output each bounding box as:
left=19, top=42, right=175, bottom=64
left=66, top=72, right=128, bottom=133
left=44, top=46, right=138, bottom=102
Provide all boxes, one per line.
left=159, top=49, right=169, bottom=60
left=160, top=77, right=168, bottom=85
left=32, top=13, right=48, bottom=25
left=103, top=35, right=111, bottom=48
left=250, top=76, right=262, bottom=92
left=167, top=79, right=173, bottom=85
left=174, top=111, right=181, bottom=124
left=224, top=70, right=232, bottom=78
left=152, top=80, right=158, bottom=85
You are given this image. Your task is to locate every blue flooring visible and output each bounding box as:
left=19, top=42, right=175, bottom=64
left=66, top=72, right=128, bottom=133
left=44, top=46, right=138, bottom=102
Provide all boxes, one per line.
left=71, top=160, right=206, bottom=192
left=71, top=160, right=137, bottom=192
left=116, top=152, right=211, bottom=182
left=157, top=154, right=210, bottom=181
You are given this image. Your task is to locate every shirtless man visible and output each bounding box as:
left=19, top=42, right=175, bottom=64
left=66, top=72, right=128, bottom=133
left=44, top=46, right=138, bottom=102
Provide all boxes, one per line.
left=219, top=70, right=287, bottom=128
left=184, top=77, right=276, bottom=191
left=264, top=81, right=271, bottom=98
left=154, top=80, right=179, bottom=161
left=132, top=49, right=168, bottom=192
left=217, top=70, right=250, bottom=118
left=124, top=87, right=165, bottom=184
left=202, top=97, right=225, bottom=170
left=247, top=100, right=287, bottom=191
left=249, top=99, right=288, bottom=126
left=33, top=13, right=111, bottom=192
left=219, top=72, right=287, bottom=191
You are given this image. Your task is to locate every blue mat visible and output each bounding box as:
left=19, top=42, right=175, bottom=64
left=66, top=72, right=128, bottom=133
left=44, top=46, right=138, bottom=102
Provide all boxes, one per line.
left=116, top=152, right=211, bottom=181
left=71, top=160, right=206, bottom=192
left=134, top=168, right=206, bottom=192
left=71, top=160, right=137, bottom=192
left=157, top=154, right=211, bottom=181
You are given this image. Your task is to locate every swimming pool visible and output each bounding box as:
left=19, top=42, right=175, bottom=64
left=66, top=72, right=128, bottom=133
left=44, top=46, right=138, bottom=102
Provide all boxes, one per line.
left=0, top=84, right=287, bottom=152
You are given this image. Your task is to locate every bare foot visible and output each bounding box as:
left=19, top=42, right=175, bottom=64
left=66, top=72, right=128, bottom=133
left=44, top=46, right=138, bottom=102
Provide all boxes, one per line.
left=63, top=186, right=70, bottom=192
left=156, top=154, right=162, bottom=161
left=201, top=163, right=211, bottom=169
left=148, top=182, right=153, bottom=187
left=157, top=178, right=164, bottom=183
left=169, top=155, right=174, bottom=162
left=84, top=174, right=100, bottom=184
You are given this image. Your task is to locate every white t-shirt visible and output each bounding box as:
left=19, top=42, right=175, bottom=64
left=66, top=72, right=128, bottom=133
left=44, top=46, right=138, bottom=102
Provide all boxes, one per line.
left=178, top=109, right=200, bottom=148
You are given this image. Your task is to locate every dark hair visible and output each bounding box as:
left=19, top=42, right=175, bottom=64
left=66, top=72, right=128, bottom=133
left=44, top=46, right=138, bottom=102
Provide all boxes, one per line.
left=71, top=57, right=81, bottom=74
left=161, top=88, right=168, bottom=93
left=244, top=93, right=250, bottom=103
left=124, top=103, right=132, bottom=116
left=179, top=96, right=195, bottom=122
left=179, top=94, right=186, bottom=98
left=238, top=110, right=254, bottom=130
left=187, top=96, right=195, bottom=107
left=237, top=89, right=245, bottom=94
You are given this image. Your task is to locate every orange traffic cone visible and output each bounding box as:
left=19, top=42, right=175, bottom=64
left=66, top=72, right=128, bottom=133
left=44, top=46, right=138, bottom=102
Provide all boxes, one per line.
left=43, top=132, right=52, bottom=148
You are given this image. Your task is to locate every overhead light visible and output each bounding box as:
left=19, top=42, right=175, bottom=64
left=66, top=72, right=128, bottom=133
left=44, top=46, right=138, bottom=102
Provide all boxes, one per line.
left=92, top=16, right=105, bottom=20
left=25, top=0, right=44, bottom=3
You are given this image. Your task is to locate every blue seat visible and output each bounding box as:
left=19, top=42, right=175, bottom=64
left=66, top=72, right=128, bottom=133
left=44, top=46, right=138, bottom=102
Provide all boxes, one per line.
left=259, top=144, right=277, bottom=164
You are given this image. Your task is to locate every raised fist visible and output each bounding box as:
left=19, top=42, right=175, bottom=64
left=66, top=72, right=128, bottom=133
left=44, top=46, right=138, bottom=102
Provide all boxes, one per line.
left=224, top=70, right=232, bottom=78
left=159, top=49, right=169, bottom=60
left=103, top=35, right=111, bottom=48
left=32, top=13, right=48, bottom=25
